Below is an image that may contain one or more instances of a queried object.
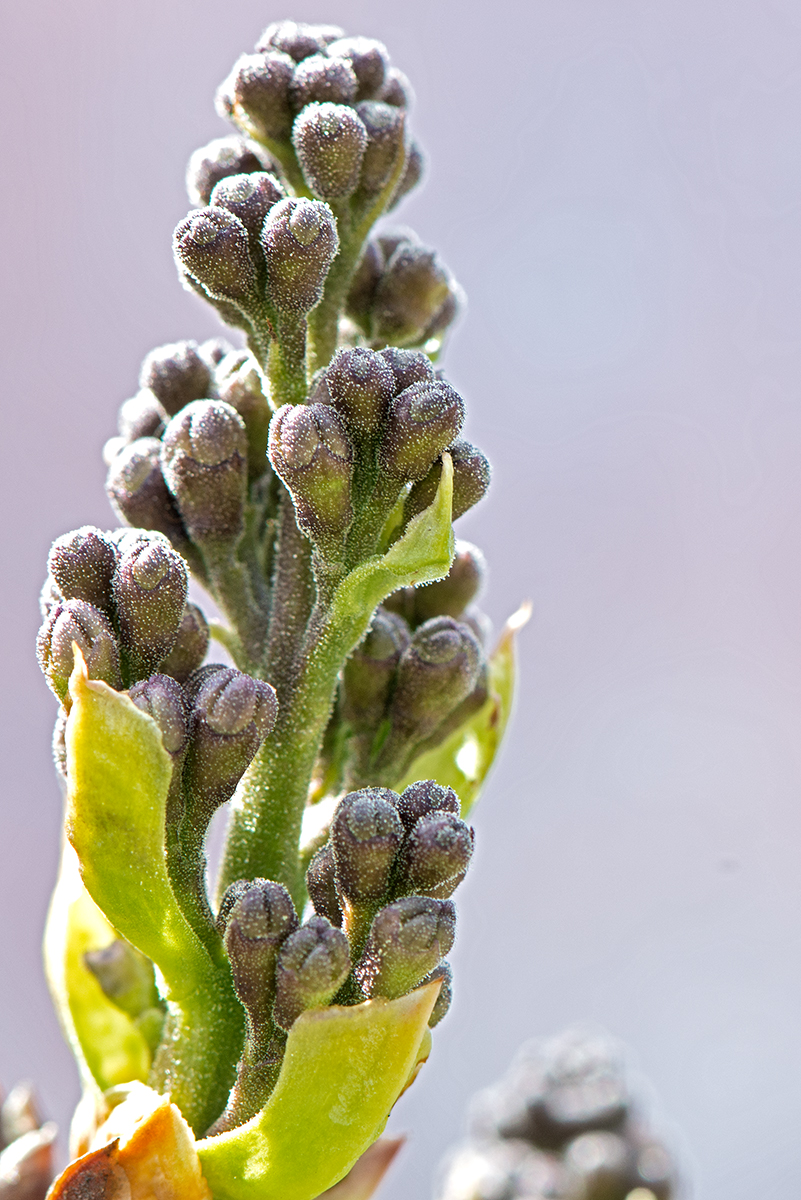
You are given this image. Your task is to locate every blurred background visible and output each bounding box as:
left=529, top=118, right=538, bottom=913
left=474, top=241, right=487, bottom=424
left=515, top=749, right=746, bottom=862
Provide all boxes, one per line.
left=2, top=1, right=801, bottom=1196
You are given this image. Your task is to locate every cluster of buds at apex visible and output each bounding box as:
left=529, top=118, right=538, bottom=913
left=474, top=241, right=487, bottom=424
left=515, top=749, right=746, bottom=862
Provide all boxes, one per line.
left=161, top=400, right=249, bottom=545
left=348, top=230, right=463, bottom=349
left=268, top=402, right=353, bottom=552
left=219, top=879, right=299, bottom=1027
left=186, top=135, right=277, bottom=207
left=384, top=541, right=486, bottom=626
left=272, top=916, right=351, bottom=1031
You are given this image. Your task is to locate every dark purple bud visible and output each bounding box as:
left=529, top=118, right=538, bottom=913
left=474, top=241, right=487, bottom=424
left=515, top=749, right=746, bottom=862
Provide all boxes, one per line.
left=139, top=340, right=214, bottom=417
left=379, top=68, right=414, bottom=109
left=346, top=239, right=384, bottom=329
left=84, top=939, right=160, bottom=1019
left=158, top=602, right=210, bottom=684
left=325, top=347, right=395, bottom=434
left=326, top=37, right=390, bottom=101
left=47, top=527, right=117, bottom=615
left=399, top=811, right=474, bottom=898
left=422, top=960, right=452, bottom=1027
left=272, top=916, right=351, bottom=1030
left=186, top=136, right=273, bottom=207
left=216, top=358, right=272, bottom=480
left=37, top=600, right=122, bottom=700
left=117, top=391, right=168, bottom=441
left=404, top=439, right=491, bottom=523
left=290, top=55, right=358, bottom=111
left=385, top=541, right=485, bottom=624
left=341, top=607, right=409, bottom=731
left=306, top=843, right=342, bottom=926
left=292, top=102, right=368, bottom=200
left=395, top=780, right=460, bottom=830
left=379, top=346, right=435, bottom=392
left=200, top=337, right=236, bottom=368
left=379, top=379, right=465, bottom=481
left=256, top=21, right=340, bottom=62
left=112, top=532, right=188, bottom=681
left=217, top=52, right=296, bottom=143
left=331, top=788, right=404, bottom=904
left=106, top=438, right=188, bottom=546
left=174, top=208, right=258, bottom=305
left=260, top=197, right=339, bottom=314
left=355, top=896, right=455, bottom=999
left=129, top=673, right=189, bottom=756
left=388, top=141, right=424, bottom=210
left=371, top=242, right=456, bottom=347
left=222, top=879, right=298, bottom=1024
left=268, top=403, right=353, bottom=546
left=210, top=171, right=286, bottom=261
left=355, top=101, right=406, bottom=196
left=161, top=400, right=248, bottom=543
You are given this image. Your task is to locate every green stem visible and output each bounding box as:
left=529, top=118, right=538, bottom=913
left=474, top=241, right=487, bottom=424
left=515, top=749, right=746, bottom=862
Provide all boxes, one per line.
left=268, top=317, right=309, bottom=407
left=202, top=542, right=269, bottom=673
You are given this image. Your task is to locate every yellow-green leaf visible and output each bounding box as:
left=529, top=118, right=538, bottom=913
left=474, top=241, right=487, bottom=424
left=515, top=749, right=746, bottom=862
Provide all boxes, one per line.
left=43, top=843, right=151, bottom=1092
left=196, top=983, right=440, bottom=1200
left=396, top=603, right=530, bottom=815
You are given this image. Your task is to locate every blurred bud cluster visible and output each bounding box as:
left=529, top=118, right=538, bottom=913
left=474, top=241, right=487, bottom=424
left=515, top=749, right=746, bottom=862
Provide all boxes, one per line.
left=0, top=1083, right=56, bottom=1200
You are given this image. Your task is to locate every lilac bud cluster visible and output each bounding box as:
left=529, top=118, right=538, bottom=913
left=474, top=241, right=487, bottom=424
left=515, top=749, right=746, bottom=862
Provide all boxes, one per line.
left=438, top=1030, right=679, bottom=1200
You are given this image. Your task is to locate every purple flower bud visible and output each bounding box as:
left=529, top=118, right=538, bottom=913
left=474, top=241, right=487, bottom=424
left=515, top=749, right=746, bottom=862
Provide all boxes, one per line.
left=173, top=208, right=258, bottom=305
left=47, top=527, right=117, bottom=615
left=158, top=602, right=210, bottom=684
left=398, top=811, right=474, bottom=898
left=37, top=599, right=122, bottom=700
left=161, top=400, right=248, bottom=543
left=371, top=241, right=457, bottom=347
left=331, top=788, right=404, bottom=905
left=379, top=346, right=435, bottom=392
left=292, top=102, right=368, bottom=200
left=354, top=101, right=406, bottom=195
left=422, top=960, right=452, bottom=1027
left=186, top=136, right=273, bottom=207
left=346, top=239, right=384, bottom=329
left=290, top=55, right=358, bottom=111
left=256, top=21, right=340, bottom=62
left=306, top=843, right=342, bottom=926
left=325, top=347, right=396, bottom=434
left=210, top=171, right=286, bottom=259
left=272, top=916, right=351, bottom=1030
left=216, top=358, right=272, bottom=480
left=379, top=67, right=414, bottom=109
left=222, top=879, right=298, bottom=1023
left=117, top=390, right=168, bottom=441
left=388, top=141, right=424, bottom=210
left=379, top=379, right=465, bottom=482
left=341, top=607, right=410, bottom=731
left=139, top=340, right=214, bottom=417
left=217, top=52, right=296, bottom=143
left=404, top=439, right=491, bottom=524
left=268, top=403, right=353, bottom=546
left=326, top=37, right=390, bottom=101
left=260, top=197, right=339, bottom=315
left=355, top=896, right=455, bottom=999
left=129, top=673, right=189, bottom=756
left=106, top=438, right=188, bottom=547
left=112, top=533, right=188, bottom=681
left=395, top=780, right=460, bottom=831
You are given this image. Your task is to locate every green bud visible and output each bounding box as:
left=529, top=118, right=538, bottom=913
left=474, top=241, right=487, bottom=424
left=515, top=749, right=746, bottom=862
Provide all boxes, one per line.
left=385, top=541, right=485, bottom=625
left=290, top=54, right=358, bottom=110
left=106, top=438, right=189, bottom=547
left=112, top=533, right=188, bottom=681
left=139, top=340, right=214, bottom=417
left=256, top=21, right=341, bottom=62
left=84, top=939, right=160, bottom=1019
left=37, top=599, right=122, bottom=700
left=128, top=673, right=189, bottom=756
left=326, top=37, right=390, bottom=101
left=223, top=880, right=299, bottom=1025
left=292, top=102, right=368, bottom=199
left=379, top=379, right=465, bottom=481
left=325, top=347, right=395, bottom=434
left=331, top=788, right=404, bottom=905
left=217, top=52, right=296, bottom=144
left=388, top=141, right=424, bottom=210
left=272, top=916, right=351, bottom=1030
left=371, top=241, right=456, bottom=347
left=354, top=101, right=406, bottom=196
left=404, top=438, right=491, bottom=524
left=173, top=208, right=258, bottom=306
left=260, top=197, right=339, bottom=314
left=398, top=811, right=474, bottom=898
left=216, top=358, right=272, bottom=480
left=422, top=960, right=452, bottom=1027
left=117, top=390, right=168, bottom=441
left=306, top=843, right=342, bottom=927
left=379, top=67, right=413, bottom=108
left=186, top=136, right=272, bottom=207
left=157, top=602, right=209, bottom=685
left=395, top=780, right=460, bottom=830
left=47, top=526, right=117, bottom=615
left=161, top=400, right=248, bottom=543
left=341, top=607, right=410, bottom=731
left=268, top=403, right=353, bottom=546
left=355, top=896, right=455, bottom=999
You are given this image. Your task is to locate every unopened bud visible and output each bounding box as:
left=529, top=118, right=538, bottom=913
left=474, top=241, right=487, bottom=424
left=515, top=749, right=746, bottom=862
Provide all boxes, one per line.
left=379, top=346, right=435, bottom=392
left=37, top=600, right=122, bottom=700
left=331, top=788, right=404, bottom=904
left=260, top=197, right=338, bottom=314
left=327, top=347, right=396, bottom=435
left=395, top=780, right=460, bottom=830
left=292, top=103, right=368, bottom=199
left=112, top=534, right=188, bottom=681
left=210, top=172, right=286, bottom=261
left=139, top=340, right=214, bottom=417
left=423, top=961, right=452, bottom=1027
left=106, top=438, right=188, bottom=546
left=380, top=68, right=414, bottom=108
left=118, top=390, right=168, bottom=441
left=385, top=541, right=485, bottom=624
left=371, top=242, right=455, bottom=346
left=388, top=140, right=424, bottom=210
left=0, top=1084, right=41, bottom=1145
left=256, top=21, right=339, bottom=62
left=563, top=1132, right=633, bottom=1199
left=174, top=208, right=258, bottom=305
left=201, top=337, right=236, bottom=367
left=158, top=603, right=210, bottom=684
left=356, top=896, right=455, bottom=999
left=354, top=101, right=406, bottom=196
left=84, top=939, right=160, bottom=1019
left=346, top=239, right=384, bottom=328
left=129, top=673, right=188, bottom=756
left=399, top=811, right=473, bottom=898
left=272, top=916, right=351, bottom=1030
left=379, top=380, right=465, bottom=481
left=306, top=843, right=342, bottom=926
left=327, top=37, right=390, bottom=101
left=186, top=136, right=272, bottom=207
left=217, top=52, right=296, bottom=143
left=290, top=54, right=358, bottom=110
left=0, top=1122, right=56, bottom=1199
left=223, top=879, right=298, bottom=1023
left=341, top=607, right=410, bottom=730
left=217, top=359, right=272, bottom=480
left=47, top=527, right=117, bottom=615
left=161, top=400, right=248, bottom=543
left=405, top=439, right=491, bottom=523
left=268, top=403, right=353, bottom=546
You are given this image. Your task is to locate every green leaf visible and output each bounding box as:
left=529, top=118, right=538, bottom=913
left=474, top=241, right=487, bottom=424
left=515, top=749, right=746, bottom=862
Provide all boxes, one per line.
left=396, top=603, right=530, bottom=815
left=196, top=983, right=440, bottom=1200
left=64, top=653, right=212, bottom=1001
left=43, top=843, right=151, bottom=1092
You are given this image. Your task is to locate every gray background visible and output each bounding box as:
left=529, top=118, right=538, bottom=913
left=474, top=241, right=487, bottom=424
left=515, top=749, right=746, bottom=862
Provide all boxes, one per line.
left=2, top=1, right=801, bottom=1196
